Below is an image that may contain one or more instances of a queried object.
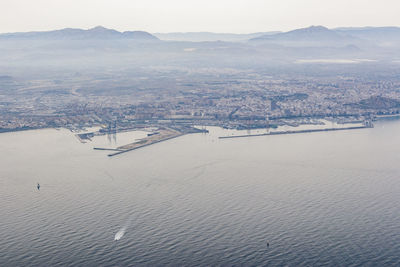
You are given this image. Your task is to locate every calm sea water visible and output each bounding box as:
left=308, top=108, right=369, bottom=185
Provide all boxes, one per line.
left=1, top=119, right=400, bottom=266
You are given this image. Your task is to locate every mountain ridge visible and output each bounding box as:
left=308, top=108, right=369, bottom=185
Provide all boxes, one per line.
left=250, top=25, right=361, bottom=46
left=1, top=25, right=400, bottom=46
left=0, top=26, right=159, bottom=41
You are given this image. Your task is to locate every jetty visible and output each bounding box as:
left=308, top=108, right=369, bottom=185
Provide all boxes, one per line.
left=219, top=125, right=370, bottom=139
left=93, top=148, right=125, bottom=152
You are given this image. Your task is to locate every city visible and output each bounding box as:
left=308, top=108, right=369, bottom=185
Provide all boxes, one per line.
left=1, top=64, right=399, bottom=134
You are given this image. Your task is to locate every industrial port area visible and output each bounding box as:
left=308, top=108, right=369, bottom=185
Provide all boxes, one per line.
left=76, top=124, right=208, bottom=156
left=73, top=116, right=374, bottom=157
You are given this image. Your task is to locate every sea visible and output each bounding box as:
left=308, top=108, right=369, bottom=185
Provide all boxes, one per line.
left=0, top=118, right=400, bottom=266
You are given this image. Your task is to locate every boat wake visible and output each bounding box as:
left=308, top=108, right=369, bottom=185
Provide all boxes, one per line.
left=114, top=227, right=126, bottom=241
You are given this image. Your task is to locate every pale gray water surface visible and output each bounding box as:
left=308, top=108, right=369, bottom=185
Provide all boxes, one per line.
left=1, top=119, right=400, bottom=266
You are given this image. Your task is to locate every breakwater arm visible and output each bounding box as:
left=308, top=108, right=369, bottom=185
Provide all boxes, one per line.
left=219, top=125, right=369, bottom=139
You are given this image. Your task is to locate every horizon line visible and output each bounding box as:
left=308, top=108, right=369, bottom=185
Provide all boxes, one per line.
left=1, top=25, right=400, bottom=35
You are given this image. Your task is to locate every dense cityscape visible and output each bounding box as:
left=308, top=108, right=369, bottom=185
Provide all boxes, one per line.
left=1, top=66, right=400, bottom=133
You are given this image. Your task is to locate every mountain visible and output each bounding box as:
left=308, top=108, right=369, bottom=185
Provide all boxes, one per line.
left=3, top=25, right=399, bottom=47
left=250, top=26, right=360, bottom=47
left=0, top=26, right=159, bottom=41
left=153, top=32, right=279, bottom=42
left=334, top=27, right=400, bottom=46
left=123, top=31, right=159, bottom=40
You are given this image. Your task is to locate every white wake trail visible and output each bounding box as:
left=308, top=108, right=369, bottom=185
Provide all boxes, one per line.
left=114, top=214, right=136, bottom=241
left=114, top=227, right=126, bottom=241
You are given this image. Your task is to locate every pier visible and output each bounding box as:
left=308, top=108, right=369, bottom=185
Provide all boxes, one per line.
left=107, top=133, right=184, bottom=157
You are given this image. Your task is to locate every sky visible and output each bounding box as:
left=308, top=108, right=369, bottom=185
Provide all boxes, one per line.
left=1, top=0, right=400, bottom=34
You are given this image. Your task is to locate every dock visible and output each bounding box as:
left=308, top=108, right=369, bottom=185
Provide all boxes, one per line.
left=107, top=133, right=184, bottom=157
left=105, top=128, right=184, bottom=157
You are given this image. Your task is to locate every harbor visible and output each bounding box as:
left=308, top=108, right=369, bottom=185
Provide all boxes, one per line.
left=90, top=125, right=208, bottom=157
left=79, top=119, right=374, bottom=155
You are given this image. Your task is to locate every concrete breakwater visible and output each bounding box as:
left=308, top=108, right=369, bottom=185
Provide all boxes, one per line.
left=219, top=125, right=369, bottom=139
left=93, top=147, right=125, bottom=152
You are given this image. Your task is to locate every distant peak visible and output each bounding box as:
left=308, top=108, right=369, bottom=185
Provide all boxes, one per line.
left=299, top=25, right=330, bottom=32
left=250, top=25, right=343, bottom=43
left=282, top=25, right=337, bottom=36
left=122, top=30, right=159, bottom=40
left=309, top=25, right=329, bottom=30
left=89, top=26, right=110, bottom=31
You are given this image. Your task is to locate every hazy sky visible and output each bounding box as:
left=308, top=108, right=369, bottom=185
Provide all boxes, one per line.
left=1, top=0, right=400, bottom=33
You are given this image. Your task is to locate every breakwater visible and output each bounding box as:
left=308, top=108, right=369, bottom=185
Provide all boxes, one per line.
left=93, top=147, right=125, bottom=152
left=219, top=125, right=368, bottom=139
